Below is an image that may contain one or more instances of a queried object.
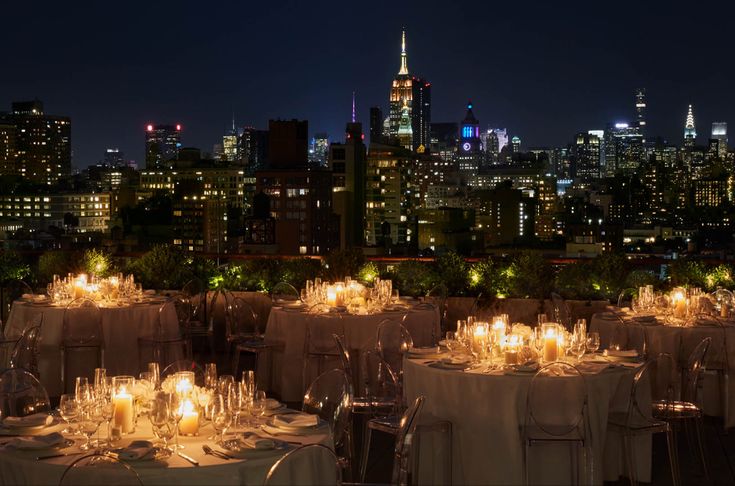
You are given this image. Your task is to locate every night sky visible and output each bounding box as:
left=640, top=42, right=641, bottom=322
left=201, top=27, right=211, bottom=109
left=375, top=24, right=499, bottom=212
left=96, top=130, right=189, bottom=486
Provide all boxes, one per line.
left=2, top=0, right=734, bottom=168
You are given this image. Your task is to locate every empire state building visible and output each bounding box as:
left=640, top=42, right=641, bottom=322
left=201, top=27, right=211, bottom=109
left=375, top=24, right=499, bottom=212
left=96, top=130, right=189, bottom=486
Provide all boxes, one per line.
left=387, top=30, right=431, bottom=153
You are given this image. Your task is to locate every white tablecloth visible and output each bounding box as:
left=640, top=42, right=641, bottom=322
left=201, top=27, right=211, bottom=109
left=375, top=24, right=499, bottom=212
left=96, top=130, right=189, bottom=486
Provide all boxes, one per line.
left=404, top=357, right=649, bottom=485
left=265, top=306, right=439, bottom=402
left=6, top=300, right=181, bottom=397
left=591, top=311, right=735, bottom=427
left=0, top=415, right=332, bottom=485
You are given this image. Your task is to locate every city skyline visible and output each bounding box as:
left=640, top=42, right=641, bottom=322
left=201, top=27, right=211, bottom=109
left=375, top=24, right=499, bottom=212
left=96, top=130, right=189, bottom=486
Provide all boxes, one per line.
left=2, top=1, right=734, bottom=167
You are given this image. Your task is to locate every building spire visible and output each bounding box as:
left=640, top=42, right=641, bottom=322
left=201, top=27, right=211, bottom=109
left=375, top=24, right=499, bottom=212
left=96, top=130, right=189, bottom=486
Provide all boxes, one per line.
left=398, top=28, right=409, bottom=75
left=684, top=104, right=697, bottom=142
left=351, top=91, right=356, bottom=123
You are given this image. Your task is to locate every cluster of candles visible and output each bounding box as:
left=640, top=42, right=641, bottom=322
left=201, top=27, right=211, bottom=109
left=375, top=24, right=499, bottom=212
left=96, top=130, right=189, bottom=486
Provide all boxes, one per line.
left=302, top=277, right=396, bottom=313
left=461, top=315, right=587, bottom=365
left=48, top=273, right=142, bottom=304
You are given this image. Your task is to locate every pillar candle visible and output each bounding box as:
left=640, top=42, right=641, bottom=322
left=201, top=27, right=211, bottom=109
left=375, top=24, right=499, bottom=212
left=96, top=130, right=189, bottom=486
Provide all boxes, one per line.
left=178, top=399, right=199, bottom=435
left=113, top=389, right=134, bottom=434
left=543, top=329, right=558, bottom=362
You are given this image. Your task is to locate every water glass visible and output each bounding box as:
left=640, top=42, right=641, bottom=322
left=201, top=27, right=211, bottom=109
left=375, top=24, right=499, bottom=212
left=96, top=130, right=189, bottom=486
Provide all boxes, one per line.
left=251, top=390, right=267, bottom=427
left=148, top=362, right=160, bottom=389
left=205, top=363, right=218, bottom=390
left=211, top=394, right=233, bottom=446
left=586, top=332, right=600, bottom=354
left=149, top=393, right=174, bottom=455
left=75, top=377, right=89, bottom=402
left=59, top=394, right=79, bottom=434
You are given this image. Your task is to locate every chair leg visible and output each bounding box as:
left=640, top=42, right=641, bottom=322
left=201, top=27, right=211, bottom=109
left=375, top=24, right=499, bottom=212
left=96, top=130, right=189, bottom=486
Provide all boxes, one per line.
left=359, top=425, right=373, bottom=482
left=60, top=347, right=66, bottom=394
left=666, top=428, right=680, bottom=486
left=623, top=433, right=637, bottom=486
left=694, top=416, right=710, bottom=479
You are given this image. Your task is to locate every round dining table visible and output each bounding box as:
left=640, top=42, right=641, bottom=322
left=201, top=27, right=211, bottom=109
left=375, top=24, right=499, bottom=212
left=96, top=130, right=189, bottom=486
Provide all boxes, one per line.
left=265, top=303, right=440, bottom=402
left=591, top=310, right=735, bottom=427
left=5, top=298, right=181, bottom=397
left=404, top=355, right=649, bottom=485
left=0, top=413, right=333, bottom=485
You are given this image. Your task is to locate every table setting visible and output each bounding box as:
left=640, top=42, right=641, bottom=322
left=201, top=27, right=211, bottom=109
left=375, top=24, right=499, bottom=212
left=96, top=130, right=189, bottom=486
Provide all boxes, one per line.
left=265, top=276, right=440, bottom=402
left=0, top=364, right=332, bottom=486
left=403, top=313, right=648, bottom=485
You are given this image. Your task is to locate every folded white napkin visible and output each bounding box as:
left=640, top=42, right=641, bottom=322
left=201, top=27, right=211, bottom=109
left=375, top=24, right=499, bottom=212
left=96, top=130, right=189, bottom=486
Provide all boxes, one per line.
left=606, top=349, right=638, bottom=358
left=272, top=413, right=318, bottom=428
left=515, top=360, right=539, bottom=373
left=440, top=355, right=472, bottom=366
left=241, top=432, right=276, bottom=450
left=576, top=361, right=614, bottom=374
left=5, top=432, right=64, bottom=450
left=265, top=398, right=282, bottom=410
left=3, top=413, right=53, bottom=428
left=115, top=440, right=155, bottom=460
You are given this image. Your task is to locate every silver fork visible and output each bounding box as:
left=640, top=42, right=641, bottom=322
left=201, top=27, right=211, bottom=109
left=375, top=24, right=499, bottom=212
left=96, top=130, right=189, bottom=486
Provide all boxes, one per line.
left=202, top=444, right=232, bottom=460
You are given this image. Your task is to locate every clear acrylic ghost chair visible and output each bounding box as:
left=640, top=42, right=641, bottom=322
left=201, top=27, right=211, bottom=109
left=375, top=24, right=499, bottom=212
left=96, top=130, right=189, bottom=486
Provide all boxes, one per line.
left=0, top=368, right=50, bottom=419
left=303, top=305, right=345, bottom=392
left=138, top=297, right=191, bottom=369
left=375, top=319, right=413, bottom=400
left=425, top=284, right=448, bottom=339
left=303, top=369, right=353, bottom=480
left=270, top=282, right=301, bottom=306
left=652, top=338, right=711, bottom=480
left=608, top=355, right=679, bottom=485
left=263, top=443, right=341, bottom=486
left=524, top=362, right=589, bottom=485
left=61, top=298, right=104, bottom=394
left=161, top=359, right=205, bottom=387
left=59, top=453, right=142, bottom=486
left=551, top=292, right=572, bottom=330
left=227, top=297, right=273, bottom=390
left=8, top=313, right=43, bottom=376
left=391, top=395, right=425, bottom=486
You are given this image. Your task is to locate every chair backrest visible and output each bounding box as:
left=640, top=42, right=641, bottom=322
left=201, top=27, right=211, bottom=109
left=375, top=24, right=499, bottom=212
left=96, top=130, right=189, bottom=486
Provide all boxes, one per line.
left=165, top=296, right=192, bottom=329
left=161, top=360, right=205, bottom=387
left=270, top=282, right=301, bottom=305
left=0, top=368, right=50, bottom=420
left=302, top=369, right=352, bottom=448
left=62, top=298, right=103, bottom=346
left=376, top=319, right=413, bottom=379
left=181, top=278, right=206, bottom=298
left=305, top=308, right=344, bottom=354
left=225, top=297, right=260, bottom=339
left=359, top=349, right=399, bottom=414
left=624, top=356, right=671, bottom=428
left=648, top=352, right=679, bottom=404
left=263, top=443, right=341, bottom=486
left=392, top=395, right=425, bottom=486
left=683, top=337, right=711, bottom=403
left=527, top=362, right=587, bottom=437
left=10, top=315, right=43, bottom=375
left=208, top=288, right=235, bottom=330
left=550, top=292, right=571, bottom=329
left=1, top=280, right=33, bottom=325
left=617, top=288, right=637, bottom=308
left=332, top=334, right=352, bottom=386
left=59, top=453, right=142, bottom=486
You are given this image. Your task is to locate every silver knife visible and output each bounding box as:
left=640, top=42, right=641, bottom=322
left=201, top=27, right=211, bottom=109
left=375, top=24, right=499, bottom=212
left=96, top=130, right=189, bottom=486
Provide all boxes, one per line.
left=177, top=451, right=199, bottom=466
left=37, top=451, right=85, bottom=460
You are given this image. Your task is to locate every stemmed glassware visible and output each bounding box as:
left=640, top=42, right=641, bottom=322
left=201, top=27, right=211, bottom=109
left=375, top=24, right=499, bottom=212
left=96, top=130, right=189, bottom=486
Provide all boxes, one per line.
left=211, top=394, right=233, bottom=446
left=59, top=394, right=78, bottom=434
left=586, top=332, right=600, bottom=354
left=168, top=393, right=184, bottom=450
left=149, top=392, right=174, bottom=457
left=79, top=400, right=104, bottom=451
left=251, top=390, right=267, bottom=428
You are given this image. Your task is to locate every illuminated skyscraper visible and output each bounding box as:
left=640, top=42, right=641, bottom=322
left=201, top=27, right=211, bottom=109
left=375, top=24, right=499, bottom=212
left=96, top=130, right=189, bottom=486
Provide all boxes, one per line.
left=511, top=136, right=521, bottom=154
left=634, top=88, right=646, bottom=140
left=683, top=104, right=696, bottom=148
left=0, top=100, right=71, bottom=184
left=308, top=133, right=329, bottom=167
left=222, top=116, right=240, bottom=163
left=457, top=101, right=482, bottom=179
left=711, top=122, right=728, bottom=158
left=572, top=132, right=601, bottom=179
left=145, top=123, right=181, bottom=169
left=604, top=123, right=643, bottom=175
left=387, top=30, right=431, bottom=152
left=397, top=100, right=413, bottom=150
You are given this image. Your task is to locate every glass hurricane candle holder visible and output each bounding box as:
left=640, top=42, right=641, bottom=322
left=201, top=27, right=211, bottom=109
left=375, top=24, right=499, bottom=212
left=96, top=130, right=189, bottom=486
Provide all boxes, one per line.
left=111, top=376, right=136, bottom=435
left=541, top=323, right=560, bottom=363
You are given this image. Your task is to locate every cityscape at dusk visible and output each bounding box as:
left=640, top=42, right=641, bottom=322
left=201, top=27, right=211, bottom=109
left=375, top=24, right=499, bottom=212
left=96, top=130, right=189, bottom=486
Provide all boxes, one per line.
left=2, top=2, right=735, bottom=485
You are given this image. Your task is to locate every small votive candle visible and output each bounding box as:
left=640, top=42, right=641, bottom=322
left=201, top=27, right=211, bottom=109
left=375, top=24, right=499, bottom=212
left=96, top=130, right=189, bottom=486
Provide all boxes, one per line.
left=504, top=334, right=521, bottom=365
left=326, top=286, right=337, bottom=307
left=178, top=399, right=199, bottom=435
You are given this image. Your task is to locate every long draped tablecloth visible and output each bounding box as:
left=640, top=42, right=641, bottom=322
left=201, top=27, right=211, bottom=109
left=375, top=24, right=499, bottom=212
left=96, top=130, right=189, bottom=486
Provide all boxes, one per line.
left=591, top=311, right=735, bottom=427
left=6, top=300, right=181, bottom=397
left=404, top=358, right=649, bottom=485
left=265, top=306, right=439, bottom=402
left=0, top=417, right=332, bottom=485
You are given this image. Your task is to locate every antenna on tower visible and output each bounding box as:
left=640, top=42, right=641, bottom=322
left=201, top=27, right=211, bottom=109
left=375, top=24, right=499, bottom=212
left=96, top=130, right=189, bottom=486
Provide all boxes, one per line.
left=351, top=91, right=356, bottom=123
left=231, top=109, right=236, bottom=132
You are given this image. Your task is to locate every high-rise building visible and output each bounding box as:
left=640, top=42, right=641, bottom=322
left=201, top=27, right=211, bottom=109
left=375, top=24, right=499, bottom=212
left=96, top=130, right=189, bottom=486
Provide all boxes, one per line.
left=711, top=122, right=728, bottom=159
left=456, top=101, right=482, bottom=179
left=429, top=123, right=458, bottom=163
left=483, top=129, right=499, bottom=167
left=268, top=119, right=308, bottom=169
left=511, top=136, right=522, bottom=154
left=634, top=88, right=646, bottom=140
left=397, top=100, right=413, bottom=151
left=603, top=123, right=643, bottom=175
left=0, top=100, right=71, bottom=184
left=145, top=123, right=181, bottom=169
left=103, top=148, right=125, bottom=166
left=329, top=121, right=367, bottom=248
left=222, top=118, right=240, bottom=163
left=387, top=30, right=431, bottom=152
left=240, top=127, right=269, bottom=175
left=308, top=133, right=329, bottom=167
left=572, top=132, right=601, bottom=179
left=369, top=107, right=384, bottom=144
left=684, top=104, right=697, bottom=148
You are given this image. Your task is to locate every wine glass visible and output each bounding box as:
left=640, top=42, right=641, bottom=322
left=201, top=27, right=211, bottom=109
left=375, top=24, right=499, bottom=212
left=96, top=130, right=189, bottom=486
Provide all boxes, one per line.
left=149, top=394, right=174, bottom=456
left=218, top=375, right=235, bottom=395
left=211, top=394, right=233, bottom=446
left=168, top=393, right=184, bottom=450
left=586, top=332, right=600, bottom=354
left=251, top=390, right=267, bottom=428
left=79, top=402, right=103, bottom=451
left=75, top=377, right=89, bottom=402
left=99, top=396, right=115, bottom=447
left=205, top=363, right=218, bottom=391
left=59, top=394, right=79, bottom=434
left=148, top=362, right=160, bottom=390
left=537, top=314, right=547, bottom=326
left=93, top=369, right=107, bottom=397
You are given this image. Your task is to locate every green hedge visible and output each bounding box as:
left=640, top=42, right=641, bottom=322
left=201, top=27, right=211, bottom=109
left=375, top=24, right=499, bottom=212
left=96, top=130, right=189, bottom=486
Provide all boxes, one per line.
left=3, top=247, right=734, bottom=301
